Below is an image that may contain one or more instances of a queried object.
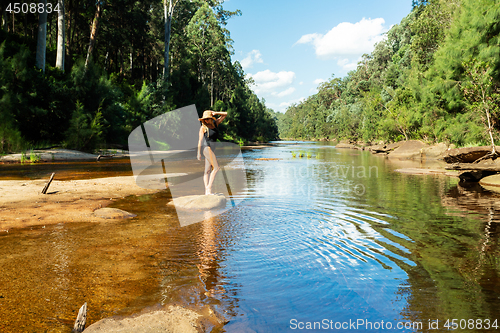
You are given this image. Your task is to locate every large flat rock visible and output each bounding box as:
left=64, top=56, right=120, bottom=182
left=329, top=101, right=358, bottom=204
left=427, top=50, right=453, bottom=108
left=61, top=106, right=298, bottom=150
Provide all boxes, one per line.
left=83, top=306, right=201, bottom=333
left=388, top=140, right=427, bottom=159
left=335, top=142, right=358, bottom=149
left=479, top=174, right=500, bottom=187
left=421, top=142, right=450, bottom=160
left=169, top=194, right=226, bottom=210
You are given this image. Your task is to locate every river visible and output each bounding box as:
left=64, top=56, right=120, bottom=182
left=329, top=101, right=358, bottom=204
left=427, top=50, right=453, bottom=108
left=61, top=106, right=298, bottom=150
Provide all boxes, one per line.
left=0, top=142, right=499, bottom=332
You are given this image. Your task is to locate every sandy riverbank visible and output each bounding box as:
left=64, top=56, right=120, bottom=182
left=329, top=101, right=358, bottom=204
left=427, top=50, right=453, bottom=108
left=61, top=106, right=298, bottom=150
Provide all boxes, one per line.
left=0, top=176, right=157, bottom=232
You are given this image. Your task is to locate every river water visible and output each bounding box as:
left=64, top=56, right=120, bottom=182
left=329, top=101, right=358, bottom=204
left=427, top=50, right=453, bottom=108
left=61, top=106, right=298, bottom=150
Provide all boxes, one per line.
left=1, top=142, right=500, bottom=332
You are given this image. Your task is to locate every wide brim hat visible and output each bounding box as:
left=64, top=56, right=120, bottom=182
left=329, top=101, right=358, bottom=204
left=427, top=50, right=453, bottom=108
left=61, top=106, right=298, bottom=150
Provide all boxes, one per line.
left=198, top=110, right=215, bottom=121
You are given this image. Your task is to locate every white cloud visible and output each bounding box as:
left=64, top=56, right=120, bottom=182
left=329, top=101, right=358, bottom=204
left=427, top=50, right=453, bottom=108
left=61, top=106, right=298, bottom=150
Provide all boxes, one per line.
left=296, top=18, right=387, bottom=58
left=248, top=69, right=296, bottom=95
left=313, top=78, right=326, bottom=85
left=274, top=87, right=296, bottom=98
left=240, top=50, right=263, bottom=70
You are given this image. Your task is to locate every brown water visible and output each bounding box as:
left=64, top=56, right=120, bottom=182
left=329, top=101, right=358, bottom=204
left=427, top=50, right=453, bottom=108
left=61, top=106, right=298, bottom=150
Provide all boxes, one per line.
left=0, top=190, right=229, bottom=332
left=1, top=143, right=500, bottom=332
left=0, top=158, right=133, bottom=181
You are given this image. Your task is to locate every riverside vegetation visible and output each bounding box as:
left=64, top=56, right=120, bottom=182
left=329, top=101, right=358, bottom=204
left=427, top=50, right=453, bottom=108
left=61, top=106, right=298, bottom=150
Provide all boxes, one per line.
left=1, top=0, right=499, bottom=156
left=276, top=0, right=500, bottom=149
left=0, top=0, right=279, bottom=155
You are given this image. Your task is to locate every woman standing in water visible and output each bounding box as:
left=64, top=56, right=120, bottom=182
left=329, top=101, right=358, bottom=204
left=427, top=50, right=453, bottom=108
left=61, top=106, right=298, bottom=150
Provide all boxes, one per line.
left=197, top=110, right=227, bottom=195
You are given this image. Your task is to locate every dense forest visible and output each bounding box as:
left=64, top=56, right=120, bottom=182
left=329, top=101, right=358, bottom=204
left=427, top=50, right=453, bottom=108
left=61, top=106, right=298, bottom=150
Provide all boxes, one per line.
left=278, top=0, right=500, bottom=147
left=0, top=0, right=279, bottom=153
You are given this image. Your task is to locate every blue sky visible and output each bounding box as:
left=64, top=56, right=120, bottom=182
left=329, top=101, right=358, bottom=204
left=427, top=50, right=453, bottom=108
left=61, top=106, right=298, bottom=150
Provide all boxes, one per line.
left=223, top=0, right=412, bottom=113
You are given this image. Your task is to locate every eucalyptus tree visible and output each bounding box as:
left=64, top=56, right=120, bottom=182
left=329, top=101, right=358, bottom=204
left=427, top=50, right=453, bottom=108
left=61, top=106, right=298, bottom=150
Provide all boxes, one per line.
left=35, top=0, right=47, bottom=72
left=2, top=5, right=7, bottom=32
left=163, top=0, right=179, bottom=81
left=85, top=1, right=105, bottom=68
left=461, top=59, right=500, bottom=157
left=56, top=0, right=65, bottom=71
left=186, top=2, right=231, bottom=106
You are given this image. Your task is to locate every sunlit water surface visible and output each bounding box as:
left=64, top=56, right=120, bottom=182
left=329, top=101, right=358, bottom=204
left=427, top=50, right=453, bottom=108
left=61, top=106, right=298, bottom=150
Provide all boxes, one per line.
left=1, top=142, right=500, bottom=332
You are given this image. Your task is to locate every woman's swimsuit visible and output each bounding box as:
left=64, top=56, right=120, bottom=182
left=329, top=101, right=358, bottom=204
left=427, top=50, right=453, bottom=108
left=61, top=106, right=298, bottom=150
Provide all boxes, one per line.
left=202, top=121, right=219, bottom=151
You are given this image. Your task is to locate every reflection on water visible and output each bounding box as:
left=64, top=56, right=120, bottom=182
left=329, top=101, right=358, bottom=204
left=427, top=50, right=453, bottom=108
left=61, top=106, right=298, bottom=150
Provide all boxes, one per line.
left=1, top=143, right=500, bottom=332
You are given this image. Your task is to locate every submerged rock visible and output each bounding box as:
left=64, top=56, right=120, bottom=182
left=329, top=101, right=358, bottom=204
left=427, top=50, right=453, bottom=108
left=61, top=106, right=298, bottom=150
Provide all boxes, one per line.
left=169, top=194, right=226, bottom=210
left=93, top=208, right=136, bottom=219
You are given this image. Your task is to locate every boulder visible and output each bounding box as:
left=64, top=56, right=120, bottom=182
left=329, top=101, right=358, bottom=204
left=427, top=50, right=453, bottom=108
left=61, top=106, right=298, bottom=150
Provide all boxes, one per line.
left=443, top=146, right=500, bottom=163
left=93, top=208, right=136, bottom=219
left=335, top=142, right=357, bottom=149
left=169, top=194, right=226, bottom=210
left=421, top=142, right=450, bottom=160
left=388, top=140, right=427, bottom=159
left=368, top=141, right=403, bottom=154
left=83, top=306, right=201, bottom=333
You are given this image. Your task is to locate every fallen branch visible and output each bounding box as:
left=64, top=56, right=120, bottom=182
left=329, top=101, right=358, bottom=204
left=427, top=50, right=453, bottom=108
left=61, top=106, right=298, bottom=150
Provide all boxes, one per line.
left=72, top=302, right=87, bottom=333
left=96, top=154, right=114, bottom=161
left=41, top=173, right=55, bottom=194
left=473, top=151, right=499, bottom=164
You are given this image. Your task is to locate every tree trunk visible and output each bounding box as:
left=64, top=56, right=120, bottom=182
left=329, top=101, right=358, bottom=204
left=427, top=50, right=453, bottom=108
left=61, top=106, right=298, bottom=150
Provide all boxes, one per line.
left=2, top=6, right=8, bottom=32
left=211, top=69, right=214, bottom=106
left=129, top=45, right=133, bottom=74
left=56, top=0, right=65, bottom=71
left=24, top=11, right=27, bottom=38
left=35, top=0, right=48, bottom=73
left=163, top=0, right=174, bottom=81
left=85, top=2, right=103, bottom=68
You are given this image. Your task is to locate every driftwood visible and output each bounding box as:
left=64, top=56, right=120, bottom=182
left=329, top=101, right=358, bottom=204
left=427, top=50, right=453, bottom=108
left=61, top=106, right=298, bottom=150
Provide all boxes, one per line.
left=72, top=302, right=87, bottom=333
left=41, top=173, right=55, bottom=194
left=445, top=163, right=500, bottom=172
left=96, top=154, right=114, bottom=161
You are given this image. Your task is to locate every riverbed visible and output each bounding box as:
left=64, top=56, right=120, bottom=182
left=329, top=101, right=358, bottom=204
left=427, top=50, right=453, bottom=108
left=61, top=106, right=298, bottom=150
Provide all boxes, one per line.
left=1, top=142, right=499, bottom=332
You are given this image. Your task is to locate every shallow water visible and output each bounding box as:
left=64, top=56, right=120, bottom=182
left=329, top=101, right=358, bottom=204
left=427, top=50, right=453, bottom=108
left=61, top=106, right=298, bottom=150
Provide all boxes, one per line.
left=1, top=143, right=500, bottom=332
left=0, top=157, right=133, bottom=180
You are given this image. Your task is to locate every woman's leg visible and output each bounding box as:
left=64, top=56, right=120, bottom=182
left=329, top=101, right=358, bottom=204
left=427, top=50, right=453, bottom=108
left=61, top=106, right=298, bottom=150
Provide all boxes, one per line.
left=203, top=147, right=212, bottom=195
left=203, top=146, right=220, bottom=194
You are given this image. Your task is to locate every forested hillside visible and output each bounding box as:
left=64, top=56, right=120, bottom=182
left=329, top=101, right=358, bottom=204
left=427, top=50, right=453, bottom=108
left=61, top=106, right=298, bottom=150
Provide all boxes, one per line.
left=0, top=0, right=279, bottom=153
left=278, top=0, right=500, bottom=147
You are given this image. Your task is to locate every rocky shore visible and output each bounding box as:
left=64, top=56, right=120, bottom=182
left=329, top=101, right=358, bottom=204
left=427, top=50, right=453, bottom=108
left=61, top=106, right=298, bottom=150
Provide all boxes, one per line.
left=335, top=139, right=500, bottom=182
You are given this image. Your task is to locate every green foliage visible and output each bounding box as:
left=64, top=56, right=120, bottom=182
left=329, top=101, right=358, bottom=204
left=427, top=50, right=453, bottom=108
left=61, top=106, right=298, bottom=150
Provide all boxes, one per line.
left=29, top=150, right=41, bottom=163
left=460, top=59, right=500, bottom=146
left=0, top=1, right=278, bottom=154
left=64, top=101, right=104, bottom=151
left=278, top=0, right=500, bottom=147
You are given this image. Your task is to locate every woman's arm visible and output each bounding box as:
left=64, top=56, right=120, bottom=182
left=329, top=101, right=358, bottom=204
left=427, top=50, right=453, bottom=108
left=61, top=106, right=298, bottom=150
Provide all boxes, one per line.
left=197, top=126, right=205, bottom=160
left=213, top=111, right=227, bottom=126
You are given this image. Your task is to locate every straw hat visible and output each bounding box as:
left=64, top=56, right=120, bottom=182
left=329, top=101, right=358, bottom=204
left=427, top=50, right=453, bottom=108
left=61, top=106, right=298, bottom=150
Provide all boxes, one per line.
left=198, top=110, right=215, bottom=121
